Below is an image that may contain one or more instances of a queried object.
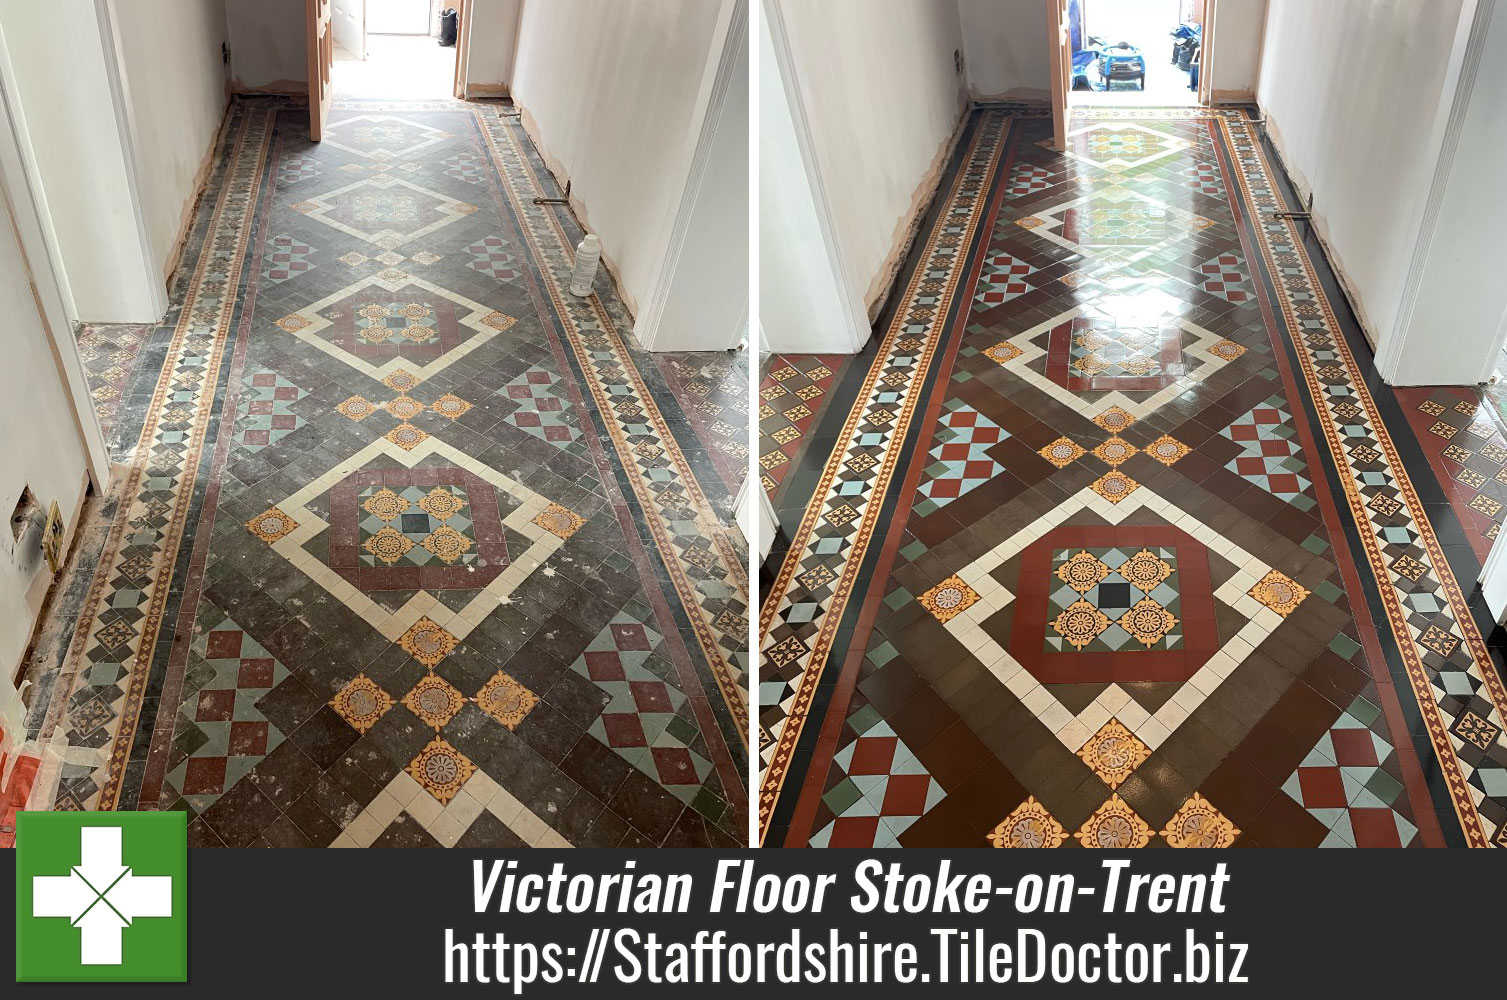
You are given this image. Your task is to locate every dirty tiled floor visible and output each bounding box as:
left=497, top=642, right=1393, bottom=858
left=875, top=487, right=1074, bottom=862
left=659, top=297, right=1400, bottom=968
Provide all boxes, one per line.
left=23, top=97, right=748, bottom=848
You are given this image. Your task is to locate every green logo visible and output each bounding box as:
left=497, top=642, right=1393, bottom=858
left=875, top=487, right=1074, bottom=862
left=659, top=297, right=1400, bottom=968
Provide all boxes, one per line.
left=15, top=812, right=187, bottom=982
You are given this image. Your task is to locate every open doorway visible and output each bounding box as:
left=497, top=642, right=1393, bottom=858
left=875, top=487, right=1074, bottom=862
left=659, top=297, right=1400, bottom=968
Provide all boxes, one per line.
left=330, top=0, right=460, bottom=99
left=1068, top=0, right=1205, bottom=106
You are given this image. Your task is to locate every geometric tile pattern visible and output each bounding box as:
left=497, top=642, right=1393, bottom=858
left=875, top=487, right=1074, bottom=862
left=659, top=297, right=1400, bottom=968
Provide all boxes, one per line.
left=764, top=105, right=1497, bottom=850
left=915, top=401, right=1007, bottom=513
left=293, top=174, right=476, bottom=251
left=758, top=354, right=843, bottom=500
left=1005, top=163, right=1054, bottom=198
left=232, top=367, right=308, bottom=452
left=568, top=611, right=716, bottom=809
left=72, top=322, right=152, bottom=445
left=162, top=617, right=291, bottom=813
left=464, top=234, right=521, bottom=282
left=262, top=234, right=315, bottom=283
left=274, top=270, right=510, bottom=383
left=1183, top=162, right=1223, bottom=197
left=499, top=363, right=585, bottom=456
left=442, top=151, right=485, bottom=184
left=481, top=111, right=749, bottom=781
left=972, top=251, right=1037, bottom=308
left=758, top=113, right=1011, bottom=838
left=1195, top=251, right=1252, bottom=304
left=941, top=480, right=1283, bottom=756
left=319, top=114, right=454, bottom=163
left=35, top=105, right=279, bottom=815
left=24, top=97, right=747, bottom=848
left=1222, top=108, right=1507, bottom=847
left=654, top=351, right=752, bottom=493
left=1045, top=546, right=1181, bottom=653
left=1059, top=122, right=1188, bottom=173
left=990, top=304, right=1240, bottom=427
left=809, top=709, right=944, bottom=849
left=1396, top=387, right=1507, bottom=560
left=1281, top=695, right=1420, bottom=847
left=1219, top=400, right=1314, bottom=508
left=1019, top=185, right=1210, bottom=271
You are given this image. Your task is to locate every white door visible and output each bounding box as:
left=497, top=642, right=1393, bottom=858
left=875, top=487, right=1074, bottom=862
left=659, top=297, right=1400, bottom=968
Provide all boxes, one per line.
left=366, top=0, right=431, bottom=35
left=332, top=0, right=365, bottom=59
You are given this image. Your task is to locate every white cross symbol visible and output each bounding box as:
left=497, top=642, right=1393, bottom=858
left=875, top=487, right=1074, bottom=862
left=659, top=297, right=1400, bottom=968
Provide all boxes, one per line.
left=31, top=827, right=173, bottom=965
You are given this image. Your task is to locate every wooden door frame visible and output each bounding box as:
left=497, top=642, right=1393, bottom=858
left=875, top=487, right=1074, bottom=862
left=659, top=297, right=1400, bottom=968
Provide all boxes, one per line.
left=1047, top=0, right=1071, bottom=150
left=452, top=0, right=468, bottom=99
left=307, top=0, right=333, bottom=140
left=1196, top=0, right=1218, bottom=106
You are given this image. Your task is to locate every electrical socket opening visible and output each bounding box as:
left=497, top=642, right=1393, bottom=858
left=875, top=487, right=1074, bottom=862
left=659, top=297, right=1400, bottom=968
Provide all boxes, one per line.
left=10, top=485, right=38, bottom=545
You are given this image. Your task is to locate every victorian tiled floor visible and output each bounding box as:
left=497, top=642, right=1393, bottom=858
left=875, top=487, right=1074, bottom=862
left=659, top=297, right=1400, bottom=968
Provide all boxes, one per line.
left=20, top=96, right=748, bottom=848
left=759, top=108, right=1507, bottom=848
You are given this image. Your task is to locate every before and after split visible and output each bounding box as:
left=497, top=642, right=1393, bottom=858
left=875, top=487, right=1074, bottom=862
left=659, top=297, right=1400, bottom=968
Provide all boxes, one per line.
left=4, top=0, right=1507, bottom=852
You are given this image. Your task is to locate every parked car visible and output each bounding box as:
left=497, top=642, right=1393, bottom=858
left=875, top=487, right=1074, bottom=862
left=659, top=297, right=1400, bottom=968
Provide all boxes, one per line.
left=1098, top=41, right=1146, bottom=91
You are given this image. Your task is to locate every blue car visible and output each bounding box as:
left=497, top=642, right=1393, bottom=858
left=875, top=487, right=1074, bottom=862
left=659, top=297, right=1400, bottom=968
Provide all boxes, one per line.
left=1098, top=41, right=1146, bottom=91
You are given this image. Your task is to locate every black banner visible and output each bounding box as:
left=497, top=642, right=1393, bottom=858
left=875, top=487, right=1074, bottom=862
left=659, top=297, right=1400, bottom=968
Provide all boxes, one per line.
left=6, top=850, right=1502, bottom=993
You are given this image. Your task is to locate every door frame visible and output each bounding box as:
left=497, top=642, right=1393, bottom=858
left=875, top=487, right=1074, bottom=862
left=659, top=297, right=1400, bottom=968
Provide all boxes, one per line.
left=761, top=0, right=871, bottom=353
left=1196, top=0, right=1218, bottom=106
left=452, top=0, right=469, bottom=99
left=1048, top=0, right=1071, bottom=150
left=1051, top=0, right=1220, bottom=131
left=0, top=70, right=110, bottom=489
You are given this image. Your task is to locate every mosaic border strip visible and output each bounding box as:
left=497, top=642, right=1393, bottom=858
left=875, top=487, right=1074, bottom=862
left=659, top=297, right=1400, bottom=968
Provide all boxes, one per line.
left=1212, top=111, right=1507, bottom=846
left=35, top=106, right=276, bottom=809
left=756, top=114, right=1012, bottom=841
left=474, top=112, right=751, bottom=788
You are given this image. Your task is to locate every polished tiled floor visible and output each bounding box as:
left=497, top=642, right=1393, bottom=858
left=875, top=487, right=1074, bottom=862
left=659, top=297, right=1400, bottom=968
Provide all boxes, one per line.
left=757, top=354, right=851, bottom=509
left=759, top=108, right=1507, bottom=848
left=21, top=96, right=748, bottom=847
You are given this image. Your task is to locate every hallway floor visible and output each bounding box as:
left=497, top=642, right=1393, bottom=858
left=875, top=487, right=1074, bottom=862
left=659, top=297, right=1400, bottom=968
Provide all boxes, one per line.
left=759, top=108, right=1507, bottom=848
left=21, top=96, right=748, bottom=848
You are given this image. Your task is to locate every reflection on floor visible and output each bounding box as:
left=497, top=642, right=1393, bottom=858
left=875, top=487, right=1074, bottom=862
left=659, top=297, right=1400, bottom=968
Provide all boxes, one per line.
left=21, top=96, right=748, bottom=848
left=757, top=354, right=851, bottom=509
left=760, top=108, right=1507, bottom=849
left=334, top=34, right=456, bottom=100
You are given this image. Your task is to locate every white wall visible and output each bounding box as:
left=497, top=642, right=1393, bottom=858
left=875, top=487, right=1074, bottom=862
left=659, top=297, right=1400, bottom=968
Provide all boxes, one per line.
left=957, top=0, right=1051, bottom=100
left=109, top=0, right=229, bottom=282
left=759, top=1, right=865, bottom=354
left=1209, top=0, right=1267, bottom=101
left=776, top=0, right=966, bottom=316
left=0, top=210, right=92, bottom=675
left=225, top=0, right=307, bottom=92
left=1384, top=0, right=1507, bottom=385
left=1257, top=0, right=1468, bottom=352
left=0, top=2, right=163, bottom=322
left=465, top=0, right=522, bottom=94
left=509, top=0, right=725, bottom=316
left=643, top=11, right=748, bottom=352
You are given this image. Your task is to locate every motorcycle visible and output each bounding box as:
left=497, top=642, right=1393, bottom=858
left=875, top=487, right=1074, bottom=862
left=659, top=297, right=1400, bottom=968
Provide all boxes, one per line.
left=1171, top=22, right=1201, bottom=72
